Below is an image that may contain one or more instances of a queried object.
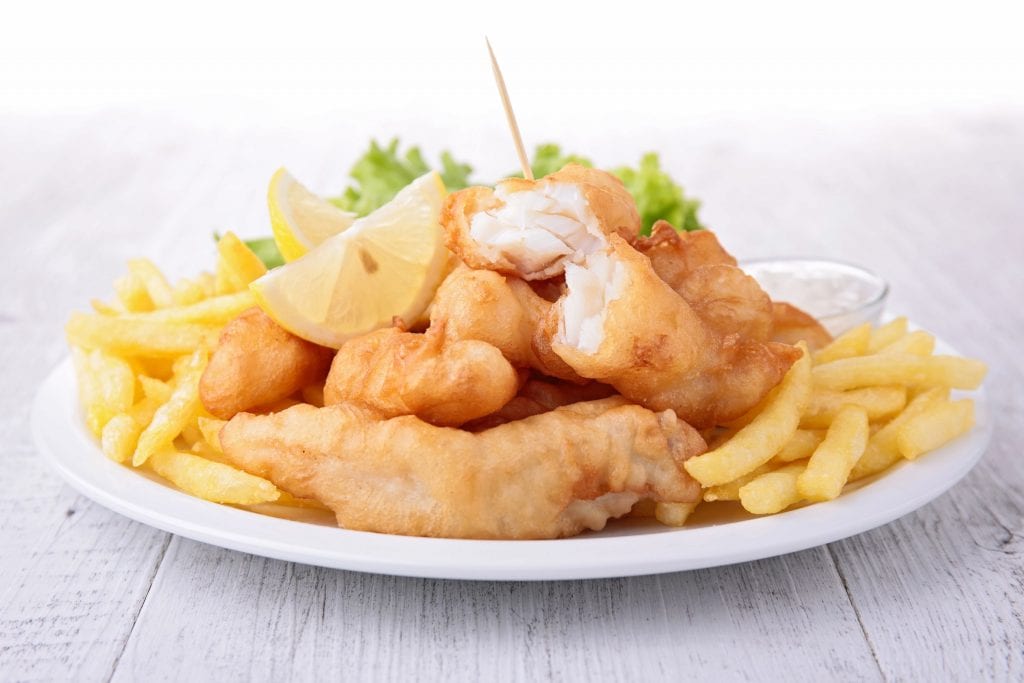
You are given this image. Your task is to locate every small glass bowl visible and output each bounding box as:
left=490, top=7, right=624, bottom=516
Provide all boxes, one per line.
left=739, top=258, right=889, bottom=336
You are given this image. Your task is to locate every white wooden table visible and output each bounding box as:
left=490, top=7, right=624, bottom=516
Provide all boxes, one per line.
left=1, top=111, right=1021, bottom=681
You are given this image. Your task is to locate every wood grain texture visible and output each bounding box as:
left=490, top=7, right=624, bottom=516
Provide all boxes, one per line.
left=1, top=110, right=1021, bottom=681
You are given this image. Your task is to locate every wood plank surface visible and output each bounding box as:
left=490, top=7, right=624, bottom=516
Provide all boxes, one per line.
left=0, top=111, right=1020, bottom=682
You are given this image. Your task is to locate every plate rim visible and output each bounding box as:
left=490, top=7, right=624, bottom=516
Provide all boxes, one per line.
left=32, top=338, right=993, bottom=581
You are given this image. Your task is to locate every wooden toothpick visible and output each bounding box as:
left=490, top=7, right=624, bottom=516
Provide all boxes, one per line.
left=485, top=37, right=533, bottom=180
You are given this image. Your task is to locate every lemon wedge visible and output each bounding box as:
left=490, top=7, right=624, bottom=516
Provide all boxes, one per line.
left=268, top=167, right=358, bottom=262
left=251, top=171, right=449, bottom=348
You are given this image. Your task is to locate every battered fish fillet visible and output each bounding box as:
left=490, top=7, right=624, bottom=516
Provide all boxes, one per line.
left=463, top=376, right=617, bottom=431
left=200, top=308, right=335, bottom=419
left=635, top=221, right=774, bottom=340
left=430, top=265, right=582, bottom=382
left=549, top=235, right=802, bottom=428
left=442, top=164, right=641, bottom=280
left=219, top=398, right=706, bottom=539
left=323, top=325, right=519, bottom=427
left=769, top=301, right=833, bottom=350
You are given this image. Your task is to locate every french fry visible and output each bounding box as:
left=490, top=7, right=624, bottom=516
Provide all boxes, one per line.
left=685, top=343, right=811, bottom=486
left=89, top=348, right=135, bottom=419
left=127, top=258, right=175, bottom=308
left=867, top=317, right=908, bottom=352
left=66, top=312, right=220, bottom=357
left=774, top=429, right=825, bottom=462
left=71, top=347, right=103, bottom=436
left=133, top=350, right=207, bottom=466
left=124, top=290, right=255, bottom=326
left=702, top=463, right=776, bottom=502
left=180, top=422, right=204, bottom=448
left=171, top=277, right=208, bottom=306
left=113, top=273, right=154, bottom=312
left=197, top=416, right=227, bottom=451
left=800, top=386, right=906, bottom=429
left=814, top=323, right=870, bottom=364
left=813, top=354, right=987, bottom=392
left=655, top=502, right=698, bottom=527
left=214, top=255, right=242, bottom=295
left=738, top=463, right=806, bottom=514
left=878, top=330, right=935, bottom=357
left=195, top=271, right=217, bottom=297
left=73, top=348, right=135, bottom=436
left=102, top=413, right=145, bottom=463
left=90, top=299, right=122, bottom=315
left=897, top=399, right=975, bottom=460
left=217, top=232, right=267, bottom=287
left=797, top=405, right=869, bottom=501
left=850, top=387, right=950, bottom=480
left=148, top=448, right=280, bottom=504
left=138, top=376, right=173, bottom=403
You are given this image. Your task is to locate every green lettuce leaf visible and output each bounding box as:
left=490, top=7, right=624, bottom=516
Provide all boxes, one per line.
left=612, top=152, right=703, bottom=234
left=329, top=138, right=474, bottom=216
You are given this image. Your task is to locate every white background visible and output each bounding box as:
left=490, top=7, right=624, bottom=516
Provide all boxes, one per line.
left=3, top=0, right=1022, bottom=180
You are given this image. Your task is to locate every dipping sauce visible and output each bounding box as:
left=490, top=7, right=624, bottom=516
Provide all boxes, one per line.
left=739, top=259, right=889, bottom=335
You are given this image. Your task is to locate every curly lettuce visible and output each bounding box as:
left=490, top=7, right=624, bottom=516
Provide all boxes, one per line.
left=330, top=138, right=474, bottom=216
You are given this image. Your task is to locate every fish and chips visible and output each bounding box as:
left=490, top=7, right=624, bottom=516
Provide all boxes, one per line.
left=65, top=152, right=987, bottom=539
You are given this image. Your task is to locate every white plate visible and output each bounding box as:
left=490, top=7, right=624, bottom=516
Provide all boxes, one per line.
left=33, top=343, right=991, bottom=581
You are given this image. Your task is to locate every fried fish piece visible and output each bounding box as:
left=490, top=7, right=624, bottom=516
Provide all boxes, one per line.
left=635, top=221, right=774, bottom=340
left=769, top=301, right=833, bottom=350
left=442, top=164, right=641, bottom=280
left=463, top=376, right=617, bottom=431
left=430, top=265, right=582, bottom=382
left=549, top=235, right=801, bottom=428
left=199, top=308, right=335, bottom=419
left=323, top=324, right=519, bottom=427
left=219, top=398, right=705, bottom=539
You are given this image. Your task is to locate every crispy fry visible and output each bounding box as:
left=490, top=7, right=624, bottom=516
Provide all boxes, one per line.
left=739, top=463, right=806, bottom=514
left=813, top=354, right=987, bottom=391
left=148, top=448, right=280, bottom=504
left=125, top=290, right=256, bottom=326
left=684, top=343, right=811, bottom=486
left=134, top=350, right=207, bottom=466
left=813, top=323, right=870, bottom=364
left=702, top=462, right=777, bottom=502
left=138, top=376, right=173, bottom=403
left=654, top=502, right=698, bottom=527
left=171, top=277, right=208, bottom=306
left=775, top=429, right=826, bottom=462
left=113, top=272, right=155, bottom=312
left=897, top=399, right=975, bottom=460
left=216, top=231, right=267, bottom=287
left=197, top=416, right=227, bottom=451
left=72, top=348, right=135, bottom=436
left=797, top=405, right=869, bottom=501
left=878, top=330, right=936, bottom=356
left=90, top=299, right=121, bottom=315
left=866, top=317, right=908, bottom=352
left=850, top=387, right=950, bottom=480
left=800, top=386, right=906, bottom=429
left=127, top=258, right=175, bottom=308
left=66, top=312, right=220, bottom=357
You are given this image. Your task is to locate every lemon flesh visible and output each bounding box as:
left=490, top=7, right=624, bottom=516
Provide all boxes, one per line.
left=268, top=167, right=357, bottom=262
left=251, top=172, right=449, bottom=348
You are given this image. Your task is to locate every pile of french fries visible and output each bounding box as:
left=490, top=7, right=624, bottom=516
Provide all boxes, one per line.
left=655, top=318, right=987, bottom=525
left=66, top=232, right=285, bottom=506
